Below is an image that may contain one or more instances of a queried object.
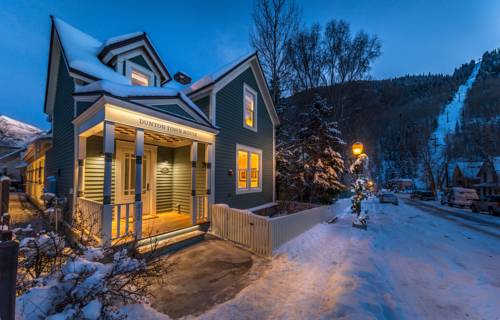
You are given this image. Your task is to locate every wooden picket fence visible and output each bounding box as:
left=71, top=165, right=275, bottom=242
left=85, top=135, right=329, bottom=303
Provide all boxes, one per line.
left=211, top=204, right=332, bottom=256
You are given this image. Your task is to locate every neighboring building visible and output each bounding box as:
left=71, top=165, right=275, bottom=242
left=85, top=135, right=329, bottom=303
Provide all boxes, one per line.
left=23, top=135, right=52, bottom=208
left=474, top=157, right=500, bottom=198
left=448, top=161, right=482, bottom=188
left=387, top=178, right=413, bottom=191
left=43, top=17, right=278, bottom=244
left=0, top=148, right=25, bottom=189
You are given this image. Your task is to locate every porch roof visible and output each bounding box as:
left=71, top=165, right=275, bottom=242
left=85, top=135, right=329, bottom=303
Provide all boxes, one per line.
left=74, top=95, right=218, bottom=144
left=74, top=80, right=211, bottom=127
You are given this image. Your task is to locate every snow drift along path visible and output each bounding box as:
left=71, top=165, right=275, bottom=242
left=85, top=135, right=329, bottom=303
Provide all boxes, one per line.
left=196, top=198, right=500, bottom=320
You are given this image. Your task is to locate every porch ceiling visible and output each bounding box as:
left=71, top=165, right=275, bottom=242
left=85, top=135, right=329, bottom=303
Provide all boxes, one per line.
left=114, top=124, right=191, bottom=147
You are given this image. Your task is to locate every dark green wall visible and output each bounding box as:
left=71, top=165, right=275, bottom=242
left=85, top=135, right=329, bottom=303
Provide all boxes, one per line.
left=44, top=52, right=76, bottom=212
left=214, top=68, right=274, bottom=208
left=129, top=55, right=152, bottom=71
left=193, top=96, right=210, bottom=118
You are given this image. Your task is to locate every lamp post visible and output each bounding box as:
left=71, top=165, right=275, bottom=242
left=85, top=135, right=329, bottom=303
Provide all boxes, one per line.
left=350, top=141, right=369, bottom=229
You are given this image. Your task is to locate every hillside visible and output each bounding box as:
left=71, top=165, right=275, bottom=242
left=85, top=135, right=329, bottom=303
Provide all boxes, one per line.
left=0, top=115, right=42, bottom=149
left=280, top=60, right=479, bottom=183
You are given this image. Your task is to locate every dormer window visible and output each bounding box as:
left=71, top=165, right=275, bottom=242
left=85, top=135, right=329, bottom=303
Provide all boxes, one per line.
left=243, top=84, right=257, bottom=131
left=125, top=60, right=155, bottom=87
left=131, top=69, right=149, bottom=86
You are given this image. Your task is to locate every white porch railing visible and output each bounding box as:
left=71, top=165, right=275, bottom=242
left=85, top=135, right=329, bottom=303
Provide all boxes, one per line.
left=75, top=197, right=103, bottom=238
left=111, top=202, right=136, bottom=240
left=211, top=204, right=332, bottom=256
left=193, top=195, right=209, bottom=223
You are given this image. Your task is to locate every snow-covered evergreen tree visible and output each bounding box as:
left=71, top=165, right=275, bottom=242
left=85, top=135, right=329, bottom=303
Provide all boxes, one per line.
left=277, top=95, right=345, bottom=203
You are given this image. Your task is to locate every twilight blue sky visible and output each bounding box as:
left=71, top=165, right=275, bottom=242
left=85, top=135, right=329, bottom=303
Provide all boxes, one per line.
left=1, top=0, right=499, bottom=129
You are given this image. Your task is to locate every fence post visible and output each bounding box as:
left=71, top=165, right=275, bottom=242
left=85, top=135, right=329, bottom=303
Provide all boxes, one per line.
left=1, top=177, right=11, bottom=215
left=0, top=237, right=19, bottom=320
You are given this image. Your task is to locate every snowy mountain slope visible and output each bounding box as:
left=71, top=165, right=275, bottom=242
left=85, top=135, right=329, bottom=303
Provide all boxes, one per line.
left=0, top=115, right=42, bottom=148
left=429, top=61, right=481, bottom=165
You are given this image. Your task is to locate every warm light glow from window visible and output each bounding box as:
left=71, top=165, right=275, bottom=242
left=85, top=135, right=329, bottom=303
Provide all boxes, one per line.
left=244, top=89, right=255, bottom=128
left=250, top=153, right=259, bottom=188
left=131, top=70, right=149, bottom=86
left=237, top=148, right=261, bottom=191
left=238, top=150, right=248, bottom=189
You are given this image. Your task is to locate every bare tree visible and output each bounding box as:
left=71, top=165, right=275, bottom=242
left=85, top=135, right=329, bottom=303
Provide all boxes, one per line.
left=250, top=0, right=301, bottom=105
left=285, top=24, right=325, bottom=93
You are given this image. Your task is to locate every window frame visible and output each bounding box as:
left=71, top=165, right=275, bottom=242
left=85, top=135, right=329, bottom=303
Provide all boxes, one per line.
left=125, top=60, right=155, bottom=87
left=242, top=83, right=258, bottom=132
left=235, top=144, right=262, bottom=194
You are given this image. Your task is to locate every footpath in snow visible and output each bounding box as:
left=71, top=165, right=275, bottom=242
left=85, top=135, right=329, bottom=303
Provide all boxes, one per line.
left=195, top=197, right=500, bottom=320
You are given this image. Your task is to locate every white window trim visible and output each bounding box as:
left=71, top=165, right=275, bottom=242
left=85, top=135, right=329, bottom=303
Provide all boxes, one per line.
left=125, top=60, right=155, bottom=87
left=242, top=83, right=258, bottom=132
left=235, top=143, right=262, bottom=194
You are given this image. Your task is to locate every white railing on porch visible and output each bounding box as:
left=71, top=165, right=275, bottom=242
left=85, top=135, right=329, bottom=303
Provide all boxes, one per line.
left=211, top=204, right=331, bottom=256
left=75, top=197, right=103, bottom=238
left=193, top=195, right=209, bottom=223
left=111, top=202, right=136, bottom=240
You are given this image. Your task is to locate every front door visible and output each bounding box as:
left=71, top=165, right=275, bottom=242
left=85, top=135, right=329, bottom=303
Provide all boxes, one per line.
left=117, top=147, right=153, bottom=215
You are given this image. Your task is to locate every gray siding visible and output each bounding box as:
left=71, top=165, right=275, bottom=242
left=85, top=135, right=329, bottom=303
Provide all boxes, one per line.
left=172, top=146, right=191, bottom=214
left=44, top=51, right=76, bottom=215
left=156, top=146, right=173, bottom=212
left=193, top=96, right=210, bottom=118
left=83, top=136, right=116, bottom=203
left=149, top=104, right=195, bottom=121
left=214, top=68, right=274, bottom=208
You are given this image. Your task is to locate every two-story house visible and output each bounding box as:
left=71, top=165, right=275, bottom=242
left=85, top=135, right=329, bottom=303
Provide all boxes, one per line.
left=475, top=157, right=500, bottom=198
left=43, top=17, right=278, bottom=245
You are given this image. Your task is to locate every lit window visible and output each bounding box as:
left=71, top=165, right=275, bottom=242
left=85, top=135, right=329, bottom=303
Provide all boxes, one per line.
left=131, top=70, right=150, bottom=86
left=236, top=145, right=261, bottom=192
left=243, top=85, right=257, bottom=130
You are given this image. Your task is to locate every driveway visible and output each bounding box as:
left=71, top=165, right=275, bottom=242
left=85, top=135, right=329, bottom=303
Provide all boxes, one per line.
left=148, top=238, right=267, bottom=319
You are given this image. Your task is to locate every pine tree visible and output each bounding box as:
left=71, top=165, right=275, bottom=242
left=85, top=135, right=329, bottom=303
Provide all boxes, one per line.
left=296, top=95, right=345, bottom=202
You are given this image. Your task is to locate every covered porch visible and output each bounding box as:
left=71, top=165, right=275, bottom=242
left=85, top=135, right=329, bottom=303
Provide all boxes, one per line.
left=73, top=97, right=217, bottom=245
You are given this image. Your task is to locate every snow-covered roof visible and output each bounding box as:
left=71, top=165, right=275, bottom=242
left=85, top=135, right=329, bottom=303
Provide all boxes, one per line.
left=0, top=116, right=42, bottom=148
left=99, top=32, right=144, bottom=50
left=75, top=80, right=210, bottom=124
left=184, top=51, right=256, bottom=95
left=52, top=17, right=130, bottom=85
left=450, top=161, right=483, bottom=179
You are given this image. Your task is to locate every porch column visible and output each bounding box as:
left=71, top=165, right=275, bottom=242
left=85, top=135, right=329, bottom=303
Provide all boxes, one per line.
left=77, top=136, right=86, bottom=198
left=205, top=144, right=213, bottom=220
left=102, top=121, right=115, bottom=245
left=190, top=141, right=198, bottom=225
left=134, top=129, right=144, bottom=240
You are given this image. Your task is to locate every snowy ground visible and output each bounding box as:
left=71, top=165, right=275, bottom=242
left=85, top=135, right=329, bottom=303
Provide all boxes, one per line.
left=193, top=197, right=500, bottom=320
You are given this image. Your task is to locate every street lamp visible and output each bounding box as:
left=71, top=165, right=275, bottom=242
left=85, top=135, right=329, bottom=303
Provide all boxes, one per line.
left=350, top=141, right=369, bottom=230
left=352, top=142, right=364, bottom=156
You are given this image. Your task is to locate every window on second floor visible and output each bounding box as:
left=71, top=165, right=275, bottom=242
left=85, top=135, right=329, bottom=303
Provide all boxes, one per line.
left=125, top=60, right=155, bottom=87
left=243, top=84, right=257, bottom=131
left=131, top=69, right=150, bottom=86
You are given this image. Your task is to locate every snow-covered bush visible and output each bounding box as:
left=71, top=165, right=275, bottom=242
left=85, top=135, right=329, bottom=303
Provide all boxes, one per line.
left=16, top=233, right=166, bottom=319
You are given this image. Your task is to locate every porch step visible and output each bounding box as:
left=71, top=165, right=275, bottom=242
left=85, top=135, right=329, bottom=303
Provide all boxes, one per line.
left=136, top=226, right=207, bottom=255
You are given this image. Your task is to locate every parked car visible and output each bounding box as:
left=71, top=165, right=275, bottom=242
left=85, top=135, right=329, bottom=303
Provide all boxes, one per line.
left=379, top=193, right=399, bottom=205
left=471, top=195, right=500, bottom=216
left=411, top=190, right=435, bottom=201
left=443, top=187, right=479, bottom=208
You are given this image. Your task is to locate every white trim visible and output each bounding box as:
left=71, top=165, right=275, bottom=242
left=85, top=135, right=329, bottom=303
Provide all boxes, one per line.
left=272, top=122, right=276, bottom=203
left=248, top=202, right=277, bottom=212
left=115, top=140, right=157, bottom=215
left=235, top=143, right=263, bottom=195
left=210, top=56, right=279, bottom=126
left=125, top=60, right=155, bottom=87
left=242, top=83, right=258, bottom=132
left=102, top=39, right=170, bottom=82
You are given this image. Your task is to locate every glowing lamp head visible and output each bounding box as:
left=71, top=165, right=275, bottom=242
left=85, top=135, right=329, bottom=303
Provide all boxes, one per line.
left=352, top=142, right=364, bottom=156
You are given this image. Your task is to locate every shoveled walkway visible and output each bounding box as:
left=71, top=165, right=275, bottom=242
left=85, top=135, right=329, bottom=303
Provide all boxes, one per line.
left=8, top=192, right=47, bottom=232
left=148, top=239, right=268, bottom=319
